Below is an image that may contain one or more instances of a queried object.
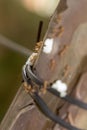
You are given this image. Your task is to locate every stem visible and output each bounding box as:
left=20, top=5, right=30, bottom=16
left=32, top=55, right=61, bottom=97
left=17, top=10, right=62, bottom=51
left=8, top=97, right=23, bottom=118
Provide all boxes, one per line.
left=1, top=1, right=87, bottom=130
left=0, top=34, right=32, bottom=56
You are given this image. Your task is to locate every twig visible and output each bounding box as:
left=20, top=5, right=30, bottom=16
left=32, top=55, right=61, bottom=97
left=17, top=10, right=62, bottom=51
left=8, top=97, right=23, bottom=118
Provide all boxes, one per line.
left=0, top=34, right=32, bottom=56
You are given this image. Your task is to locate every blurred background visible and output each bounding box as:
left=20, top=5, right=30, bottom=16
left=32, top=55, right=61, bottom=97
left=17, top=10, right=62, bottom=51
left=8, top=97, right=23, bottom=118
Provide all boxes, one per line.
left=0, top=0, right=59, bottom=122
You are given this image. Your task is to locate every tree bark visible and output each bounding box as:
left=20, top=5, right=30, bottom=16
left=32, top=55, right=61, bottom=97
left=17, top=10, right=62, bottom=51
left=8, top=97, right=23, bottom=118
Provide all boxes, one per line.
left=1, top=0, right=87, bottom=130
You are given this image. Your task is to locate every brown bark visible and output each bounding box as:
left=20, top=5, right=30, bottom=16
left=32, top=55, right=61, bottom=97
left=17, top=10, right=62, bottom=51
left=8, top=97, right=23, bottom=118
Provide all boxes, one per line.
left=1, top=0, right=87, bottom=130
left=53, top=72, right=87, bottom=130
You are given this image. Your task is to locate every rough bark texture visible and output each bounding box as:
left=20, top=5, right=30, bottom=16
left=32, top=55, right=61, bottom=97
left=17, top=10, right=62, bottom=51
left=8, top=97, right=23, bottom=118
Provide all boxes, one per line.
left=1, top=0, right=87, bottom=130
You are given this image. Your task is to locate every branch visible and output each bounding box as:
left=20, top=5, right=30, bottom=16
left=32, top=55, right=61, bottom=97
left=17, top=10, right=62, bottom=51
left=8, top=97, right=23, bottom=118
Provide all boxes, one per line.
left=0, top=34, right=32, bottom=56
left=1, top=0, right=87, bottom=130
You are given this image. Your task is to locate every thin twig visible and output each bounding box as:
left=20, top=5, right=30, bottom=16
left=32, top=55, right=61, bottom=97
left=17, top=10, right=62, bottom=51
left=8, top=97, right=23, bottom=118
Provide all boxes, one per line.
left=0, top=34, right=32, bottom=56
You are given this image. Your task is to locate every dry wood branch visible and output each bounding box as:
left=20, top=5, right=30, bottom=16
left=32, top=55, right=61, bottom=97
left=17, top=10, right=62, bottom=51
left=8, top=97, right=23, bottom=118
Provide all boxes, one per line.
left=1, top=0, right=87, bottom=130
